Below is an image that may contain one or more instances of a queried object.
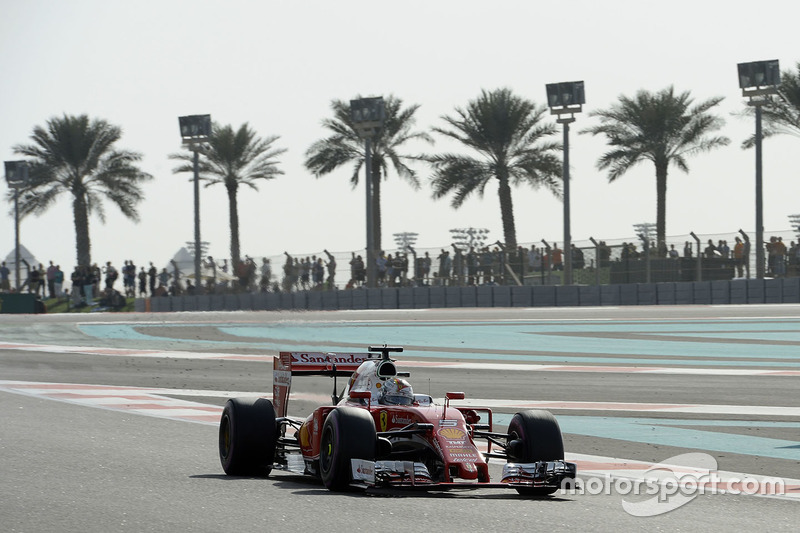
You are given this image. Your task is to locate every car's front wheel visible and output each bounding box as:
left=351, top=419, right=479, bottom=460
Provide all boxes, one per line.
left=319, top=407, right=376, bottom=490
left=507, top=409, right=565, bottom=496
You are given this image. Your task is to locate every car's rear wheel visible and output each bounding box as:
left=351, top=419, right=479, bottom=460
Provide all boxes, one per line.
left=319, top=407, right=376, bottom=491
left=219, top=397, right=276, bottom=476
left=507, top=409, right=564, bottom=496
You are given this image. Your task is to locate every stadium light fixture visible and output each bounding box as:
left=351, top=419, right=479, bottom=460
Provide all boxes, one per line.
left=546, top=80, right=585, bottom=286
left=351, top=97, right=386, bottom=288
left=4, top=160, right=29, bottom=291
left=178, top=114, right=211, bottom=290
left=737, top=60, right=780, bottom=279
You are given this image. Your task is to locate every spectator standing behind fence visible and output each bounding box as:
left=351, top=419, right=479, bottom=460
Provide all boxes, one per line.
left=766, top=237, right=776, bottom=277
left=551, top=243, right=563, bottom=271
left=0, top=262, right=9, bottom=292
left=529, top=245, right=542, bottom=273
left=789, top=242, right=799, bottom=278
left=29, top=265, right=41, bottom=296
left=772, top=236, right=787, bottom=278
left=298, top=258, right=309, bottom=290
left=597, top=241, right=611, bottom=267
left=38, top=264, right=46, bottom=296
left=247, top=258, right=257, bottom=291
left=260, top=258, right=272, bottom=291
left=138, top=267, right=147, bottom=296
left=376, top=251, right=388, bottom=286
left=733, top=237, right=745, bottom=278
left=421, top=252, right=431, bottom=284
left=104, top=261, right=118, bottom=290
left=146, top=262, right=156, bottom=295
left=312, top=257, right=324, bottom=287
left=349, top=253, right=365, bottom=286
left=323, top=250, right=336, bottom=289
left=479, top=247, right=491, bottom=285
left=90, top=263, right=101, bottom=296
left=437, top=250, right=450, bottom=285
left=668, top=244, right=679, bottom=259
left=46, top=261, right=57, bottom=298
left=466, top=248, right=478, bottom=285
left=683, top=241, right=693, bottom=258
left=718, top=240, right=730, bottom=259
left=282, top=253, right=294, bottom=292
left=349, top=253, right=358, bottom=285
left=158, top=267, right=169, bottom=289
left=53, top=265, right=63, bottom=297
left=704, top=240, right=718, bottom=259
left=83, top=265, right=97, bottom=304
left=125, top=260, right=137, bottom=297
left=70, top=266, right=82, bottom=305
left=571, top=244, right=585, bottom=270
left=491, top=246, right=503, bottom=282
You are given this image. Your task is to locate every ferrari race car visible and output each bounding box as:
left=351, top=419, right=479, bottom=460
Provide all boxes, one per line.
left=218, top=345, right=576, bottom=494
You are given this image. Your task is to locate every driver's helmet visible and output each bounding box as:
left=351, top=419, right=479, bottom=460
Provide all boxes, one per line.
left=379, top=378, right=414, bottom=405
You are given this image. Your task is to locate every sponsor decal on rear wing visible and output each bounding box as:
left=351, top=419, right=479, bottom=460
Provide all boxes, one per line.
left=273, top=352, right=370, bottom=416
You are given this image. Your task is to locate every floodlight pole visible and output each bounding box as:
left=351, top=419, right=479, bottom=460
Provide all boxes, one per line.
left=13, top=188, right=20, bottom=291
left=365, top=136, right=375, bottom=288
left=546, top=81, right=584, bottom=286
left=549, top=111, right=580, bottom=285
left=562, top=119, right=573, bottom=285
left=738, top=59, right=780, bottom=279
left=754, top=104, right=765, bottom=279
left=351, top=97, right=386, bottom=289
left=4, top=161, right=28, bottom=291
left=179, top=114, right=211, bottom=293
left=193, top=148, right=201, bottom=289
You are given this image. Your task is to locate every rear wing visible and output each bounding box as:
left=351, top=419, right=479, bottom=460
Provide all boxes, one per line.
left=273, top=351, right=370, bottom=417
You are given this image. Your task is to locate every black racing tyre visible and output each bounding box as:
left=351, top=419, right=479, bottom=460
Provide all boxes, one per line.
left=319, top=407, right=376, bottom=491
left=219, top=397, right=276, bottom=476
left=507, top=409, right=564, bottom=496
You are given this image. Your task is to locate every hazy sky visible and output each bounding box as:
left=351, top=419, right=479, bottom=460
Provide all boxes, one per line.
left=2, top=0, right=800, bottom=271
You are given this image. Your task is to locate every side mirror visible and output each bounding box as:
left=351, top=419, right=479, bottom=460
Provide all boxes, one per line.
left=444, top=391, right=465, bottom=412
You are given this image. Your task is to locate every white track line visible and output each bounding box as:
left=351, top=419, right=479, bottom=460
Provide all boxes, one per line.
left=2, top=342, right=799, bottom=377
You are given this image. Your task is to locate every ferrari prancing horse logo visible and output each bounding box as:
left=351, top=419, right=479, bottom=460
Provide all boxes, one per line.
left=380, top=411, right=388, bottom=431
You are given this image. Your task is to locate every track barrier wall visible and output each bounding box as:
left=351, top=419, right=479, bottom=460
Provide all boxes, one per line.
left=134, top=278, right=800, bottom=313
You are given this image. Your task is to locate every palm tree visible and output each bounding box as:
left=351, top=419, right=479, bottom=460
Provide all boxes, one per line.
left=304, top=95, right=432, bottom=254
left=582, top=86, right=730, bottom=254
left=742, top=61, right=800, bottom=148
left=11, top=114, right=152, bottom=267
left=170, top=123, right=286, bottom=268
left=428, top=88, right=562, bottom=249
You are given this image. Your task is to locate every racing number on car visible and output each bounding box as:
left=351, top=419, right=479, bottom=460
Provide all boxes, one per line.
left=380, top=411, right=388, bottom=431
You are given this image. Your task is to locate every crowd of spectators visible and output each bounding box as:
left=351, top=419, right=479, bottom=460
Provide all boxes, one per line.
left=4, top=232, right=800, bottom=301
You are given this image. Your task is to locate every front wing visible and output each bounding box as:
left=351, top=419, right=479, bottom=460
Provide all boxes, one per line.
left=350, top=458, right=576, bottom=490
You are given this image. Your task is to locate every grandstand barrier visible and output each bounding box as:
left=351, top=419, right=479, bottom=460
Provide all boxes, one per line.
left=579, top=285, right=600, bottom=306
left=412, top=287, right=429, bottom=309
left=511, top=286, right=532, bottom=307
left=444, top=286, right=461, bottom=307
left=429, top=287, right=446, bottom=308
left=138, top=277, right=800, bottom=313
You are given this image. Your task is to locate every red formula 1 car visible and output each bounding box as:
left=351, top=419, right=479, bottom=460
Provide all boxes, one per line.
left=218, top=345, right=576, bottom=494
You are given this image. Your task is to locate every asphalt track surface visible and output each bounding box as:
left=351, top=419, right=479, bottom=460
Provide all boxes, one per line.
left=1, top=305, right=799, bottom=531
